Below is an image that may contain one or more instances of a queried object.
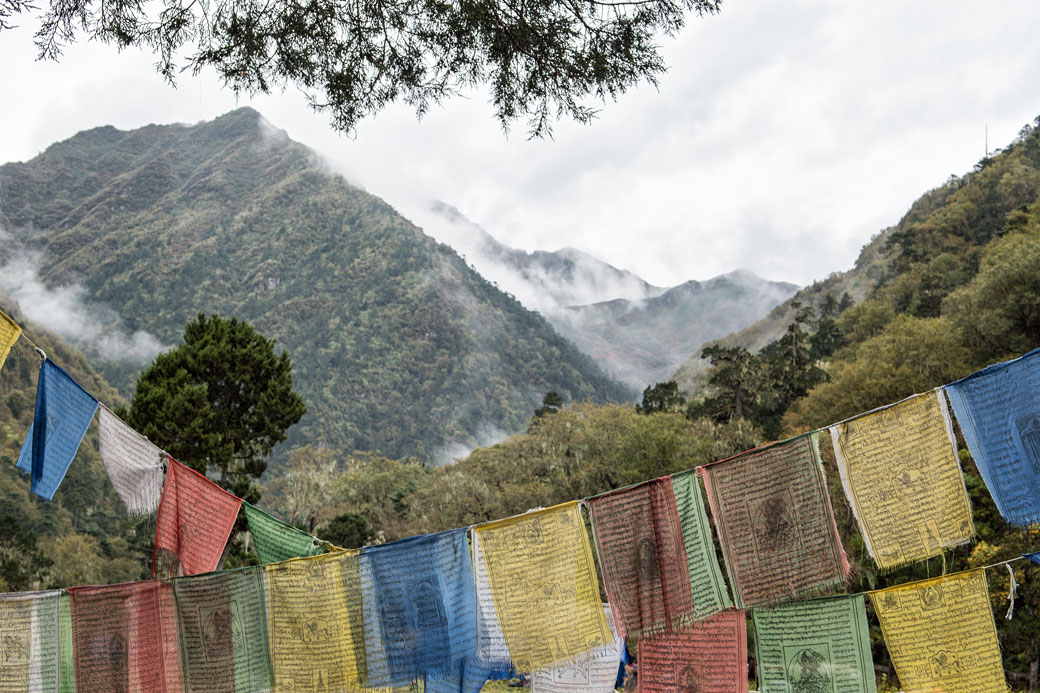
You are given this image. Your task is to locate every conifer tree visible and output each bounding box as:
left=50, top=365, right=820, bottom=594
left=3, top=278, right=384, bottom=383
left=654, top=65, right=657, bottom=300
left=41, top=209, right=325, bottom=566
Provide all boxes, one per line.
left=120, top=313, right=306, bottom=503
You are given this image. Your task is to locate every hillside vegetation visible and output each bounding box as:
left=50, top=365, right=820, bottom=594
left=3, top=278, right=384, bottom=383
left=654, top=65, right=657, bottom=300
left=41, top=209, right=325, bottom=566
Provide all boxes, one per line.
left=0, top=109, right=630, bottom=464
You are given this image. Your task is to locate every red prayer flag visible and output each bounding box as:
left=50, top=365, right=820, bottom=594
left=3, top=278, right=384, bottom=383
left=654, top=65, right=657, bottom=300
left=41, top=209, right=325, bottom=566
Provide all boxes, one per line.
left=68, top=580, right=176, bottom=692
left=587, top=476, right=694, bottom=639
left=639, top=609, right=748, bottom=693
left=153, top=456, right=242, bottom=578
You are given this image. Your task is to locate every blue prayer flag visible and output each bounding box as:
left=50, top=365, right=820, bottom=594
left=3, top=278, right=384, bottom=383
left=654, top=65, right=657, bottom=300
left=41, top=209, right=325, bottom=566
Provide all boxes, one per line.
left=945, top=347, right=1040, bottom=526
left=15, top=360, right=99, bottom=500
left=1026, top=552, right=1040, bottom=565
left=359, top=528, right=477, bottom=688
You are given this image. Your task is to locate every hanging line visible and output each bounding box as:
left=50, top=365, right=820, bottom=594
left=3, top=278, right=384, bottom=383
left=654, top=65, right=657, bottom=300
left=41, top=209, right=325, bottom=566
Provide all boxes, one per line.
left=864, top=555, right=1026, bottom=595
left=18, top=331, right=46, bottom=361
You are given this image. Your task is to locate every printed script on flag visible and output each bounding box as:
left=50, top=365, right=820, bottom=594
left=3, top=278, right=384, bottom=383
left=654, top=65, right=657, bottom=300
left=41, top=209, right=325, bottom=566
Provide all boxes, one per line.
left=638, top=608, right=747, bottom=693
left=699, top=433, right=848, bottom=608
left=830, top=391, right=974, bottom=570
left=587, top=476, right=694, bottom=638
left=473, top=502, right=612, bottom=672
left=870, top=569, right=1006, bottom=693
left=945, top=346, right=1040, bottom=527
left=0, top=590, right=61, bottom=693
left=752, top=594, right=877, bottom=693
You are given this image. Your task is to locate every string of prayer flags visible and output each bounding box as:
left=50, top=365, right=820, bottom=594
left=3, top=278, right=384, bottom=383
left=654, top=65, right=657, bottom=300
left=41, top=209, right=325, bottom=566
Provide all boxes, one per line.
left=58, top=594, right=73, bottom=693
left=671, top=469, right=733, bottom=619
left=0, top=589, right=61, bottom=692
left=869, top=569, right=1006, bottom=693
left=638, top=608, right=748, bottom=693
left=98, top=405, right=165, bottom=516
left=171, top=566, right=272, bottom=692
left=587, top=476, right=695, bottom=638
left=945, top=346, right=1040, bottom=526
left=359, top=529, right=476, bottom=688
left=472, top=531, right=511, bottom=667
left=15, top=359, right=99, bottom=500
left=529, top=606, right=624, bottom=693
left=472, top=502, right=613, bottom=672
left=752, top=594, right=876, bottom=693
left=265, top=551, right=369, bottom=691
left=153, top=456, right=242, bottom=578
left=67, top=581, right=168, bottom=693
left=699, top=433, right=849, bottom=608
left=829, top=390, right=974, bottom=571
left=243, top=501, right=328, bottom=565
left=0, top=309, right=21, bottom=373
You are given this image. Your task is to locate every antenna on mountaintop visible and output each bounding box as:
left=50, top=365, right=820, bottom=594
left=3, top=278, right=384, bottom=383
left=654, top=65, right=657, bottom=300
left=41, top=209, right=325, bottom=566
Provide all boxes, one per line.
left=985, top=123, right=989, bottom=157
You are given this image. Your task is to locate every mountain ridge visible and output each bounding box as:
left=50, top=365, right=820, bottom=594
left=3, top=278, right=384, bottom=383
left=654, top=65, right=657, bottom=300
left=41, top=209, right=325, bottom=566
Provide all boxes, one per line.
left=0, top=107, right=631, bottom=464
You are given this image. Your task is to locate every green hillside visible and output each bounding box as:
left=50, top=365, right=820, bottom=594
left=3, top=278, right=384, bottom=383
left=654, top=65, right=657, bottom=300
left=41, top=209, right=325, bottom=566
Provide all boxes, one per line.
left=0, top=301, right=152, bottom=592
left=0, top=108, right=631, bottom=464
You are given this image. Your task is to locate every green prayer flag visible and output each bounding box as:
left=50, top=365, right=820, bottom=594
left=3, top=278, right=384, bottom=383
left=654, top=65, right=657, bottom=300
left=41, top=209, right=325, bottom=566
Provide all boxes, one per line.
left=752, top=594, right=877, bottom=693
left=59, top=592, right=75, bottom=693
left=172, top=566, right=273, bottom=692
left=243, top=502, right=328, bottom=565
left=671, top=469, right=733, bottom=619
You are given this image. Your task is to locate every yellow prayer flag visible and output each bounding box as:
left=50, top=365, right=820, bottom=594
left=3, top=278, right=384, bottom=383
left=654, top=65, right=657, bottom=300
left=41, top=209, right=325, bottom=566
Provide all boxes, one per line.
left=830, top=391, right=974, bottom=571
left=265, top=550, right=368, bottom=692
left=870, top=569, right=1007, bottom=693
left=0, top=310, right=21, bottom=373
left=474, top=501, right=612, bottom=672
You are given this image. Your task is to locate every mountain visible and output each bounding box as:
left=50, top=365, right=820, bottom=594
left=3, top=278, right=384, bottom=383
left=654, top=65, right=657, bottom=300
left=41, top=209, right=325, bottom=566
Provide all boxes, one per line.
left=549, top=270, right=798, bottom=389
left=411, top=203, right=799, bottom=389
left=0, top=108, right=631, bottom=464
left=410, top=201, right=666, bottom=312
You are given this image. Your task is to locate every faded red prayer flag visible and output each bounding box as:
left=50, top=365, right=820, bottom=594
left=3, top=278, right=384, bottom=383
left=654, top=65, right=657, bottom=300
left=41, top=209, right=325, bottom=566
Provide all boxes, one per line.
left=153, top=456, right=241, bottom=578
left=639, top=609, right=748, bottom=693
left=68, top=580, right=174, bottom=693
left=587, top=476, right=694, bottom=639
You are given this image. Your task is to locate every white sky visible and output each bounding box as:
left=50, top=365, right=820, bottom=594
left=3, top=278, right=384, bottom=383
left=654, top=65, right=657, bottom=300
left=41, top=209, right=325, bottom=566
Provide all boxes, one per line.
left=2, top=0, right=1039, bottom=287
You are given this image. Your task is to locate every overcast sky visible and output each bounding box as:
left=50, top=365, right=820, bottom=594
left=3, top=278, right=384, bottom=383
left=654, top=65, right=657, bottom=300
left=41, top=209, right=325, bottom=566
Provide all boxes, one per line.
left=2, top=1, right=1040, bottom=288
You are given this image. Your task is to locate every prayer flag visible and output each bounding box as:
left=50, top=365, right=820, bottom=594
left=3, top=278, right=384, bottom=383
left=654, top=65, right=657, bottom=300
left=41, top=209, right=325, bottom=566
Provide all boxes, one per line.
left=153, top=456, right=242, bottom=578
left=472, top=531, right=511, bottom=667
left=98, top=405, right=165, bottom=516
left=359, top=529, right=476, bottom=688
left=15, top=359, right=99, bottom=500
left=243, top=501, right=327, bottom=565
left=639, top=608, right=748, bottom=693
left=68, top=581, right=168, bottom=693
left=671, top=469, right=733, bottom=619
left=870, top=569, right=1006, bottom=693
left=945, top=346, right=1040, bottom=526
left=699, top=433, right=849, bottom=608
left=58, top=593, right=73, bottom=693
left=829, top=390, right=974, bottom=570
left=0, top=310, right=21, bottom=373
left=265, top=551, right=369, bottom=691
left=0, top=589, right=61, bottom=692
left=172, top=566, right=272, bottom=692
left=752, top=594, right=876, bottom=693
left=587, top=476, right=695, bottom=638
left=473, top=502, right=612, bottom=672
left=529, top=606, right=624, bottom=693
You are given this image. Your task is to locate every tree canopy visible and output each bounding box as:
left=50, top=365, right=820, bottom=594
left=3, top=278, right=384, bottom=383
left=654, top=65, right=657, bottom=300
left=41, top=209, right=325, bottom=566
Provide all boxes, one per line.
left=6, top=0, right=720, bottom=136
left=120, top=313, right=305, bottom=502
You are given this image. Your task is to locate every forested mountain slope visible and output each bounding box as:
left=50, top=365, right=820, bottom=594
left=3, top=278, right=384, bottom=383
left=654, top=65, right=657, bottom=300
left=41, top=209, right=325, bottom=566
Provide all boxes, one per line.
left=0, top=108, right=630, bottom=464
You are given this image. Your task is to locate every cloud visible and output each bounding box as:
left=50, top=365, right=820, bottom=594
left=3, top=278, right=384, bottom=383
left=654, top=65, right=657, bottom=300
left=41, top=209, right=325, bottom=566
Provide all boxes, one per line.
left=0, top=251, right=167, bottom=364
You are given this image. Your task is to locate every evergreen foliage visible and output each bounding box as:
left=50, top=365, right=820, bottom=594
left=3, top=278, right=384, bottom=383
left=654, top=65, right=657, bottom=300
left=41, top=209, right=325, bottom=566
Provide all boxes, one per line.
left=7, top=0, right=720, bottom=136
left=119, top=313, right=306, bottom=502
